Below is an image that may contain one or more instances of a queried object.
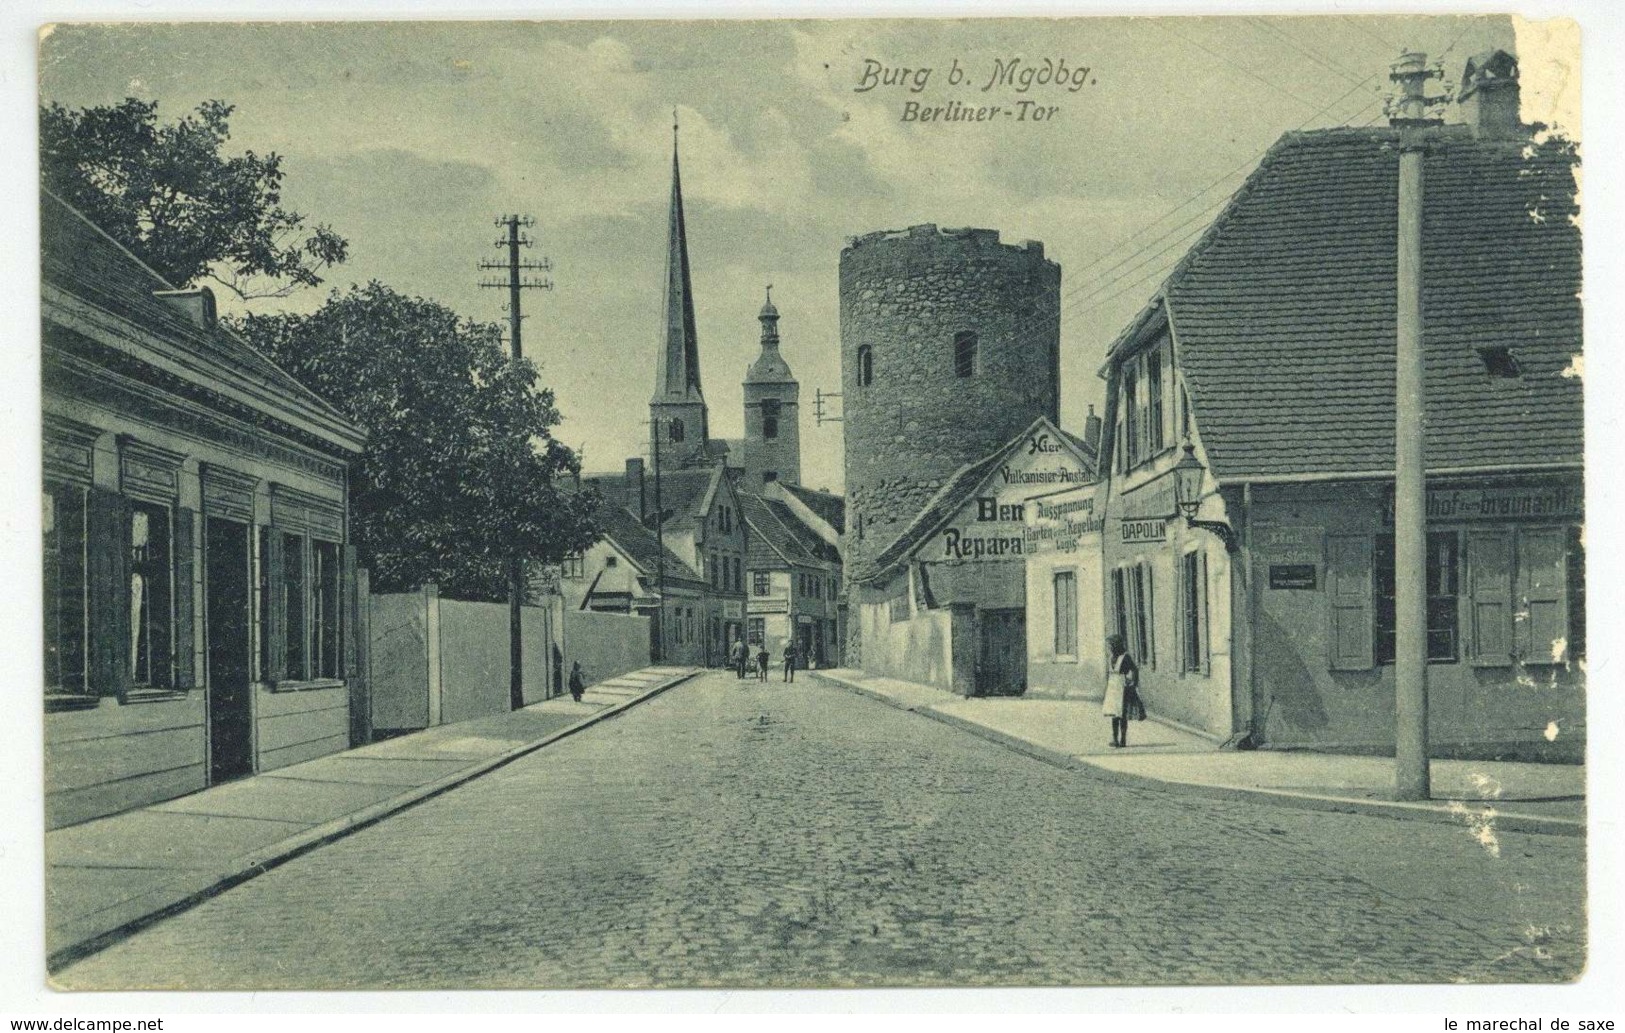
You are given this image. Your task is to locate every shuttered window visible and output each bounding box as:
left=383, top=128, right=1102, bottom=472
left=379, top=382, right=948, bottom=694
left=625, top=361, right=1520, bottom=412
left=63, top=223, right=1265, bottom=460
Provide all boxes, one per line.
left=1327, top=535, right=1374, bottom=670
left=1374, top=532, right=1459, bottom=664
left=43, top=484, right=89, bottom=700
left=1516, top=528, right=1569, bottom=665
left=1180, top=549, right=1209, bottom=674
left=1053, top=570, right=1077, bottom=658
left=1466, top=530, right=1514, bottom=667
left=128, top=502, right=174, bottom=689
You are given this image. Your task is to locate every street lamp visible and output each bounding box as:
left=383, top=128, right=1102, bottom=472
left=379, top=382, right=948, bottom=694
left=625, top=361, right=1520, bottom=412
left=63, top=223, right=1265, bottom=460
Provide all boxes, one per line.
left=1171, top=442, right=1239, bottom=552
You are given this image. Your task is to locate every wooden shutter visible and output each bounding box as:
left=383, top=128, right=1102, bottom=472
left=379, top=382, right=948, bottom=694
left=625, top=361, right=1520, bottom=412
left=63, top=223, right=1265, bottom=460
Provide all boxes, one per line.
left=172, top=507, right=196, bottom=689
left=1466, top=530, right=1513, bottom=667
left=1326, top=535, right=1374, bottom=670
left=1516, top=529, right=1568, bottom=665
left=341, top=544, right=359, bottom=681
left=1198, top=549, right=1211, bottom=676
left=86, top=486, right=132, bottom=699
left=265, top=530, right=287, bottom=684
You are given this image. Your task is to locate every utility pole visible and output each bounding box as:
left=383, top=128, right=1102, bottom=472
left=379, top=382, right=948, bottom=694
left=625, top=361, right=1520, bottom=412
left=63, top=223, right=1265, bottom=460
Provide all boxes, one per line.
left=478, top=215, right=553, bottom=710
left=1387, top=52, right=1445, bottom=800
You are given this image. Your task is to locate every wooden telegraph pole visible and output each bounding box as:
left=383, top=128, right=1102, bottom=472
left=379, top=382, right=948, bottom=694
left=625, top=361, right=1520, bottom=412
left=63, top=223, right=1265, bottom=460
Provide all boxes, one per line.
left=479, top=215, right=553, bottom=710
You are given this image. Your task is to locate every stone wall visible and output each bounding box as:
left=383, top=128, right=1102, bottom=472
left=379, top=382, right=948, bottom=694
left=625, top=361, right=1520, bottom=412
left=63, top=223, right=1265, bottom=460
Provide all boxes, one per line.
left=839, top=223, right=1061, bottom=661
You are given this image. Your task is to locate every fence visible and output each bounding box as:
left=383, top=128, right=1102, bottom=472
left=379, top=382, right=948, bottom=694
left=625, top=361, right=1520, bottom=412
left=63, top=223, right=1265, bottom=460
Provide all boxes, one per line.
left=367, top=586, right=651, bottom=735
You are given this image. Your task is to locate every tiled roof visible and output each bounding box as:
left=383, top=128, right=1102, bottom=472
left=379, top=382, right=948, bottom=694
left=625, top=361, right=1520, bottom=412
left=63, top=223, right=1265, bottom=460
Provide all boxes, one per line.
left=585, top=466, right=722, bottom=532
left=854, top=416, right=1094, bottom=584
left=780, top=483, right=846, bottom=533
left=40, top=191, right=364, bottom=453
left=1138, top=126, right=1582, bottom=480
left=739, top=493, right=834, bottom=570
left=593, top=501, right=705, bottom=588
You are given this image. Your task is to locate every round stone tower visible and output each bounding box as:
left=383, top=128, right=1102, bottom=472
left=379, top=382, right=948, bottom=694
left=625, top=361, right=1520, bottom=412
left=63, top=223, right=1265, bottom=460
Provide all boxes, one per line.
left=840, top=223, right=1061, bottom=583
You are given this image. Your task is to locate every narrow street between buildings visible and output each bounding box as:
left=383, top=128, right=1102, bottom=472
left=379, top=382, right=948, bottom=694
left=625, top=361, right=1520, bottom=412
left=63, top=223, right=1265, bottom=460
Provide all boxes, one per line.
left=57, top=670, right=1584, bottom=990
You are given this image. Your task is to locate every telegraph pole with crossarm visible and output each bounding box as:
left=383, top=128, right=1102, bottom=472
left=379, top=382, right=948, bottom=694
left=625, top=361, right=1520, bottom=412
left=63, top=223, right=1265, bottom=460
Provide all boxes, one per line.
left=478, top=215, right=553, bottom=710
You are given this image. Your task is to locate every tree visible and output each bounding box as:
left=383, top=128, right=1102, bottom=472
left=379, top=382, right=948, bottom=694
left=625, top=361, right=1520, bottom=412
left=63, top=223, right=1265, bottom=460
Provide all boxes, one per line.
left=40, top=98, right=347, bottom=300
left=229, top=282, right=603, bottom=599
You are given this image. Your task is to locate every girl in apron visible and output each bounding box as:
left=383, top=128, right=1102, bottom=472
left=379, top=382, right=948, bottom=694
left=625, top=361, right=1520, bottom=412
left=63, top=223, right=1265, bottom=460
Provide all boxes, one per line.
left=1103, top=633, right=1142, bottom=747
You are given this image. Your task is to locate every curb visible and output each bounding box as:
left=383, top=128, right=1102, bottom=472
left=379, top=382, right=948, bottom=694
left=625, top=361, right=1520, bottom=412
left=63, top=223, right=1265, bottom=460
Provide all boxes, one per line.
left=48, top=668, right=700, bottom=974
left=810, top=671, right=1584, bottom=839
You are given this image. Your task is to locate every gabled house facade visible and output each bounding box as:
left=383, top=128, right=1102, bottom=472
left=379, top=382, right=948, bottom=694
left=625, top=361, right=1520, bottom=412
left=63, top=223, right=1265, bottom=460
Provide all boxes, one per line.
left=41, top=191, right=369, bottom=828
left=1090, top=54, right=1583, bottom=760
left=558, top=500, right=708, bottom=665
left=584, top=459, right=748, bottom=665
left=739, top=489, right=841, bottom=667
left=849, top=415, right=1097, bottom=696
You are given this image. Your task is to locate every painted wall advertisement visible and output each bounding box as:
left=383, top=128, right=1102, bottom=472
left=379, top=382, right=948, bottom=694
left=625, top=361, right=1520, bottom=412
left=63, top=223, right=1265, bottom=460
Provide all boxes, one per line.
left=934, top=431, right=1094, bottom=562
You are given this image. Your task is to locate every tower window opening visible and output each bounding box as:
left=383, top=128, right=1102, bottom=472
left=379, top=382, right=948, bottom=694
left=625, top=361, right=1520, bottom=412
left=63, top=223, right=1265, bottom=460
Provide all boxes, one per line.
left=857, top=345, right=874, bottom=387
left=669, top=418, right=685, bottom=443
left=762, top=398, right=781, bottom=440
left=954, top=331, right=977, bottom=378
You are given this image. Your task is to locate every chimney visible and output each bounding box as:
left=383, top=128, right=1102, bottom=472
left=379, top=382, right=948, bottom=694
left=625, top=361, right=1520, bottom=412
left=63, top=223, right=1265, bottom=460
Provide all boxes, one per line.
left=153, top=287, right=217, bottom=330
left=1458, top=50, right=1522, bottom=139
left=625, top=457, right=647, bottom=520
left=1084, top=404, right=1103, bottom=452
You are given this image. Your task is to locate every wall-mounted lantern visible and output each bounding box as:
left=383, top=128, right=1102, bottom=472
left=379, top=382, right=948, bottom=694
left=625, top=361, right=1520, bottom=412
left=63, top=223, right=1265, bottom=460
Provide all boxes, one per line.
left=1171, top=443, right=1239, bottom=552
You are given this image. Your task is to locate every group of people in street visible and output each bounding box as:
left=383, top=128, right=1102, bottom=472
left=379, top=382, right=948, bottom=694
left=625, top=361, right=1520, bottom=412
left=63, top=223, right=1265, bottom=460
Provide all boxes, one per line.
left=730, top=638, right=800, bottom=683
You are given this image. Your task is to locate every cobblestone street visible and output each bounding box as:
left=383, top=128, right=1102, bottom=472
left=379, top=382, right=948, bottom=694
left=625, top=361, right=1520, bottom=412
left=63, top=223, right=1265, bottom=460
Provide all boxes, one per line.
left=57, top=671, right=1585, bottom=990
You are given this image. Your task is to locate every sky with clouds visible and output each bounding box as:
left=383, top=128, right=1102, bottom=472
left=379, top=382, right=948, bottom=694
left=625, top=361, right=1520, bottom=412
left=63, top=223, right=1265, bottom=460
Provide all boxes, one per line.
left=39, top=15, right=1520, bottom=492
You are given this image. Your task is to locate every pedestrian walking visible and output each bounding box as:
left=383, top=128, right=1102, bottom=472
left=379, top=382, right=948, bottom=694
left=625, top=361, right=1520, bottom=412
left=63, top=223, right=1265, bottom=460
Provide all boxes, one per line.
left=756, top=645, right=770, bottom=682
left=568, top=661, right=585, bottom=704
left=1102, top=633, right=1144, bottom=747
left=782, top=642, right=798, bottom=683
left=732, top=638, right=749, bottom=680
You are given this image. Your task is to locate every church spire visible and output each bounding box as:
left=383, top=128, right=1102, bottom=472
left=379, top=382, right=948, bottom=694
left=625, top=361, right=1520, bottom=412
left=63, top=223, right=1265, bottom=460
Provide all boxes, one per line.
left=654, top=110, right=704, bottom=404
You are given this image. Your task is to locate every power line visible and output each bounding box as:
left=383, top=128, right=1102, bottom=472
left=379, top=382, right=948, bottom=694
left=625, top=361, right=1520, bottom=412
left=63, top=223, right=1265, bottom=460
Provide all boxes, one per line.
left=1247, top=17, right=1369, bottom=85
left=1158, top=21, right=1325, bottom=111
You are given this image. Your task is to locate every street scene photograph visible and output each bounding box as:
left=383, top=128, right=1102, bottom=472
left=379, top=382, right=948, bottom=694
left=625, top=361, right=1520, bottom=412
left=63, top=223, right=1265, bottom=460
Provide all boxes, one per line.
left=20, top=10, right=1595, bottom=996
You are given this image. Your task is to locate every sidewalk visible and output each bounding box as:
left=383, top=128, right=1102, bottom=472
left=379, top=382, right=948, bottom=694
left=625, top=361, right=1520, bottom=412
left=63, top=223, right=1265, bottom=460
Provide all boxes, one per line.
left=46, top=665, right=698, bottom=970
left=812, top=668, right=1585, bottom=838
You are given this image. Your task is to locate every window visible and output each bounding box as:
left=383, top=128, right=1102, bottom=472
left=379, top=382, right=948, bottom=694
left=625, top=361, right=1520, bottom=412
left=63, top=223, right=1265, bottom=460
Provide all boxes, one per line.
left=669, top=418, right=685, bottom=443
left=748, top=617, right=765, bottom=645
left=1179, top=550, right=1209, bottom=674
left=265, top=530, right=345, bottom=684
left=954, top=331, right=977, bottom=377
left=312, top=540, right=340, bottom=680
left=1053, top=570, right=1078, bottom=658
left=128, top=503, right=173, bottom=688
left=1132, top=563, right=1155, bottom=668
left=762, top=399, right=780, bottom=440
left=604, top=555, right=618, bottom=568
left=1123, top=365, right=1140, bottom=469
left=283, top=532, right=307, bottom=678
left=1112, top=562, right=1155, bottom=668
left=1477, top=346, right=1522, bottom=378
left=857, top=345, right=873, bottom=387
left=1179, top=383, right=1191, bottom=440
left=763, top=471, right=778, bottom=483
left=753, top=571, right=771, bottom=596
left=1375, top=532, right=1459, bottom=664
left=562, top=553, right=585, bottom=579
left=709, top=552, right=719, bottom=589
left=889, top=591, right=911, bottom=623
left=43, top=485, right=88, bottom=697
left=1146, top=346, right=1165, bottom=455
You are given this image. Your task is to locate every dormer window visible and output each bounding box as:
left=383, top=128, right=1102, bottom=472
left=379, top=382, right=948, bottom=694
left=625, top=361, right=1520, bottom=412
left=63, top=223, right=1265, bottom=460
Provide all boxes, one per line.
left=1478, top=346, right=1522, bottom=378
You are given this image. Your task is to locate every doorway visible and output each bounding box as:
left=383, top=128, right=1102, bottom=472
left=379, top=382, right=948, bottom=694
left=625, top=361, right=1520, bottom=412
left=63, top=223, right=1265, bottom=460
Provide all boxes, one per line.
left=976, top=608, right=1028, bottom=697
left=205, top=517, right=254, bottom=784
